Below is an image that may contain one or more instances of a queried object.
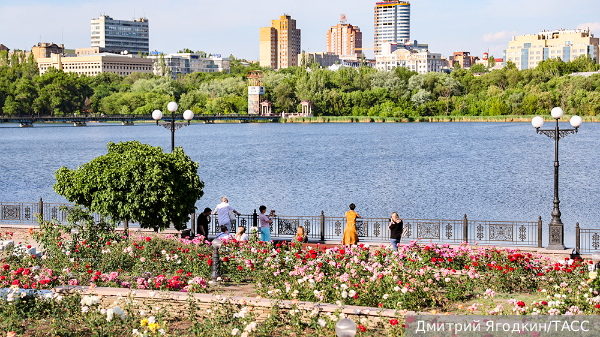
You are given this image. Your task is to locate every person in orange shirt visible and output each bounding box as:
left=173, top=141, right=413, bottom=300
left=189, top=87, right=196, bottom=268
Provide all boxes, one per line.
left=342, top=203, right=360, bottom=245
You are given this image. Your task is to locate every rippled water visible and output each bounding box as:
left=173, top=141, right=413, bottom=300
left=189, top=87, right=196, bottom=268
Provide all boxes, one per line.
left=0, top=121, right=598, bottom=246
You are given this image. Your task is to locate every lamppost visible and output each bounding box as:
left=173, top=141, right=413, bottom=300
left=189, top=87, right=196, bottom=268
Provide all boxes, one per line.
left=211, top=238, right=222, bottom=281
left=152, top=102, right=195, bottom=153
left=531, top=107, right=583, bottom=250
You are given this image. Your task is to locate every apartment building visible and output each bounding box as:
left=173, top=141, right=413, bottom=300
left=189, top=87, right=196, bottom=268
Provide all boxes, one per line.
left=259, top=15, right=301, bottom=69
left=374, top=0, right=410, bottom=55
left=31, top=42, right=65, bottom=60
left=327, top=24, right=362, bottom=57
left=376, top=47, right=442, bottom=74
left=504, top=28, right=599, bottom=70
left=148, top=53, right=231, bottom=79
left=37, top=53, right=154, bottom=76
left=91, top=15, right=150, bottom=54
left=299, top=52, right=340, bottom=67
left=450, top=52, right=479, bottom=69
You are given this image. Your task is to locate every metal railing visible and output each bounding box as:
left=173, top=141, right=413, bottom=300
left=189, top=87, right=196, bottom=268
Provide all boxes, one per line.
left=576, top=223, right=600, bottom=254
left=1, top=200, right=543, bottom=247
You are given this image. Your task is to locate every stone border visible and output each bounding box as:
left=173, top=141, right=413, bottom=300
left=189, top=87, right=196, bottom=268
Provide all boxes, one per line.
left=52, top=286, right=407, bottom=319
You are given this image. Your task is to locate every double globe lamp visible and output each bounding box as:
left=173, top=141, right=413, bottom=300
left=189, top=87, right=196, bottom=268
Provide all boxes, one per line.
left=152, top=102, right=195, bottom=153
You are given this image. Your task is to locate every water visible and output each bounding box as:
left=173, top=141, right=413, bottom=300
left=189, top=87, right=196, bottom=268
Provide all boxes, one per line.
left=0, top=121, right=598, bottom=247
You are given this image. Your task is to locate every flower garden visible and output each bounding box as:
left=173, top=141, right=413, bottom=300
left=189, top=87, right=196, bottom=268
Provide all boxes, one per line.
left=1, top=215, right=599, bottom=336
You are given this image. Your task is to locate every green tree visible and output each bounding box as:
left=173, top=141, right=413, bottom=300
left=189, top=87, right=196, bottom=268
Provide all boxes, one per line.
left=487, top=56, right=496, bottom=69
left=53, top=141, right=204, bottom=232
left=469, top=64, right=487, bottom=73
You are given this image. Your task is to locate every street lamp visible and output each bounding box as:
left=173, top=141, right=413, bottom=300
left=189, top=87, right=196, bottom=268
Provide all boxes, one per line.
left=211, top=238, right=222, bottom=281
left=532, top=107, right=582, bottom=250
left=152, top=102, right=194, bottom=153
left=335, top=318, right=357, bottom=337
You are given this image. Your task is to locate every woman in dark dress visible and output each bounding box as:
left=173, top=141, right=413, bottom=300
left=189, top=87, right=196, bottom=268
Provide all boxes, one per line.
left=389, top=212, right=403, bottom=251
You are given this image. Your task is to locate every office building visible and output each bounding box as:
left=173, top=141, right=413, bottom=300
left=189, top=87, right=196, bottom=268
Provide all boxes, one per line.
left=504, top=28, right=599, bottom=70
left=259, top=15, right=301, bottom=69
left=376, top=47, right=442, bottom=74
left=374, top=0, right=410, bottom=55
left=327, top=24, right=362, bottom=57
left=37, top=53, right=154, bottom=76
left=147, top=53, right=231, bottom=79
left=91, top=15, right=149, bottom=54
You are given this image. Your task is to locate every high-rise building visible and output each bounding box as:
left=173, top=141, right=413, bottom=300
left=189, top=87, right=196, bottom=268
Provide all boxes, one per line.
left=259, top=15, right=301, bottom=69
left=374, top=0, right=410, bottom=55
left=504, top=29, right=599, bottom=70
left=327, top=24, right=362, bottom=57
left=91, top=15, right=149, bottom=54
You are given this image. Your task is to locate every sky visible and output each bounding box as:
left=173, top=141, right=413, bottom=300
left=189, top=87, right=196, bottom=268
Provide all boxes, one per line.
left=1, top=0, right=600, bottom=60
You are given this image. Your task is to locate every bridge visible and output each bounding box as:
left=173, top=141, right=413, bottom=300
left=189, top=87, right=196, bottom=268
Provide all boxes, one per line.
left=0, top=113, right=283, bottom=127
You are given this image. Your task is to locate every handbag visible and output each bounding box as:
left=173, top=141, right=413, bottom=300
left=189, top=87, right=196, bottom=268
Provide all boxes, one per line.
left=401, top=225, right=409, bottom=238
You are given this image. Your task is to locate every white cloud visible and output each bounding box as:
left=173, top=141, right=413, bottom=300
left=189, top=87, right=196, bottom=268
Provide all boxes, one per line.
left=482, top=31, right=517, bottom=43
left=577, top=22, right=600, bottom=34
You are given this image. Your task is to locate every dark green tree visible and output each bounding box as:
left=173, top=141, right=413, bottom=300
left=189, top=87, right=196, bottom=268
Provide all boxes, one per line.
left=53, top=141, right=204, bottom=232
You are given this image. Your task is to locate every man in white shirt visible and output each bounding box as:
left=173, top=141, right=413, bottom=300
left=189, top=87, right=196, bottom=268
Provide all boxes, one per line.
left=213, top=197, right=240, bottom=231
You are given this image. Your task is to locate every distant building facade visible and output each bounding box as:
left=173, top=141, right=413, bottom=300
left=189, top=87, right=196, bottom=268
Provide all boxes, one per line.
left=376, top=48, right=442, bottom=74
left=299, top=52, right=340, bottom=67
left=327, top=24, right=362, bottom=57
left=504, top=28, right=599, bottom=70
left=37, top=53, right=154, bottom=77
left=450, top=52, right=479, bottom=69
left=148, top=53, right=231, bottom=79
left=76, top=47, right=106, bottom=56
left=0, top=44, right=9, bottom=52
left=374, top=0, right=410, bottom=55
left=91, top=15, right=150, bottom=54
left=259, top=15, right=301, bottom=70
left=31, top=42, right=65, bottom=60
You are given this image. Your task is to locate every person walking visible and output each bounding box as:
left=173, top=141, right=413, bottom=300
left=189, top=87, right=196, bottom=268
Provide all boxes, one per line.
left=389, top=212, right=404, bottom=251
left=196, top=207, right=212, bottom=238
left=213, top=197, right=240, bottom=231
left=259, top=205, right=274, bottom=242
left=342, top=203, right=360, bottom=245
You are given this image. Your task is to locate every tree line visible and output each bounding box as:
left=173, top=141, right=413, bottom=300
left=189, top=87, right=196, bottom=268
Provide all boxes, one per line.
left=1, top=49, right=600, bottom=117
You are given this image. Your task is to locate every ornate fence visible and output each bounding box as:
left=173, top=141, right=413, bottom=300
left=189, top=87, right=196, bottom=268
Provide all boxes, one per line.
left=1, top=200, right=543, bottom=248
left=576, top=223, right=600, bottom=254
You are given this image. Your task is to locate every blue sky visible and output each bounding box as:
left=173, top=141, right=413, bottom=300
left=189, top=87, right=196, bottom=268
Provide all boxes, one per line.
left=1, top=0, right=600, bottom=60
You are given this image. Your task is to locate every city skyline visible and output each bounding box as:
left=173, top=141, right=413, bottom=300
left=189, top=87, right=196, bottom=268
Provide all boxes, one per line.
left=1, top=0, right=600, bottom=60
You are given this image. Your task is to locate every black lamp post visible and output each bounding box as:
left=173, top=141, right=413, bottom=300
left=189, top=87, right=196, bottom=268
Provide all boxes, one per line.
left=532, top=107, right=583, bottom=250
left=210, top=238, right=222, bottom=281
left=152, top=102, right=194, bottom=153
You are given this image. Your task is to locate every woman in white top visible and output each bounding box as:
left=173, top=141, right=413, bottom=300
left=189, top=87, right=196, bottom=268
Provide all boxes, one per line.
left=235, top=226, right=249, bottom=241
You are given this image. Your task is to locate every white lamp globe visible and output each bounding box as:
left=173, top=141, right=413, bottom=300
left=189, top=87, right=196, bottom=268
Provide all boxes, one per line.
left=335, top=318, right=357, bottom=337
left=212, top=238, right=222, bottom=249
left=167, top=101, right=178, bottom=113
left=152, top=110, right=163, bottom=121
left=531, top=116, right=544, bottom=128
left=593, top=251, right=600, bottom=264
left=570, top=115, right=583, bottom=128
left=551, top=107, right=564, bottom=119
left=183, top=110, right=194, bottom=121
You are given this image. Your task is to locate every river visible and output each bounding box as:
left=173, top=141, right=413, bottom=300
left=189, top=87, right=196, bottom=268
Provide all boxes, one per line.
left=0, top=121, right=597, bottom=246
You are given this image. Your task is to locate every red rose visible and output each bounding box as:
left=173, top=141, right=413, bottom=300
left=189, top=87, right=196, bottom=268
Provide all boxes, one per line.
left=389, top=319, right=399, bottom=326
left=146, top=237, right=151, bottom=242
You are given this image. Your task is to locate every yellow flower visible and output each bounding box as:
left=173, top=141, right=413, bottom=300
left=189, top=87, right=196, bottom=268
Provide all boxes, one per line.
left=430, top=310, right=437, bottom=315
left=141, top=318, right=148, bottom=326
left=589, top=271, right=598, bottom=280
left=148, top=323, right=160, bottom=333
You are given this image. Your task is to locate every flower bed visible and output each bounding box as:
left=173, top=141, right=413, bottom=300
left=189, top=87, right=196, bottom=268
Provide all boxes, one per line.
left=2, top=224, right=597, bottom=317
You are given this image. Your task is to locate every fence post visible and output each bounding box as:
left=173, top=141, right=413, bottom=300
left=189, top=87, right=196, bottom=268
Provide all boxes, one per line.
left=576, top=222, right=580, bottom=255
left=38, top=197, right=44, bottom=225
left=462, top=214, right=468, bottom=243
left=320, top=211, right=325, bottom=242
left=538, top=216, right=543, bottom=248
left=252, top=209, right=258, bottom=228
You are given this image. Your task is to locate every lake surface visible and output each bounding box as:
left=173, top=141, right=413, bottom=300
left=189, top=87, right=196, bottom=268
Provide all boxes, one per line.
left=0, top=121, right=598, bottom=247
